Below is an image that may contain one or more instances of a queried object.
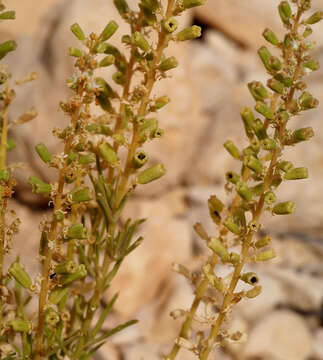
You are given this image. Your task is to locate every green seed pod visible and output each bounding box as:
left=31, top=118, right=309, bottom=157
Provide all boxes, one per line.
left=262, top=28, right=279, bottom=46
left=257, top=46, right=271, bottom=69
left=54, top=210, right=65, bottom=222
left=159, top=56, right=179, bottom=71
left=122, top=34, right=132, bottom=44
left=71, top=187, right=92, bottom=202
left=226, top=171, right=240, bottom=184
left=284, top=167, right=308, bottom=180
left=246, top=285, right=262, bottom=298
left=244, top=155, right=263, bottom=174
left=28, top=176, right=52, bottom=195
left=113, top=0, right=130, bottom=17
left=273, top=201, right=296, bottom=215
left=100, top=21, right=119, bottom=41
left=261, top=138, right=278, bottom=151
left=233, top=208, right=246, bottom=228
left=139, top=118, right=158, bottom=138
left=305, top=11, right=323, bottom=25
left=241, top=272, right=259, bottom=285
left=264, top=191, right=276, bottom=205
left=240, top=107, right=255, bottom=138
left=70, top=23, right=85, bottom=41
left=268, top=56, right=283, bottom=71
left=299, top=92, right=319, bottom=110
left=183, top=0, right=207, bottom=8
left=99, top=55, right=115, bottom=67
left=202, top=264, right=224, bottom=292
left=99, top=143, right=118, bottom=165
left=303, top=60, right=320, bottom=71
left=223, top=140, right=240, bottom=159
left=35, top=143, right=51, bottom=163
left=223, top=218, right=241, bottom=235
left=113, top=133, right=126, bottom=145
left=0, top=10, right=15, bottom=20
left=45, top=308, right=60, bottom=327
left=68, top=47, right=82, bottom=58
left=243, top=146, right=257, bottom=157
left=252, top=119, right=267, bottom=140
left=236, top=181, right=253, bottom=202
left=8, top=262, right=32, bottom=289
left=276, top=110, right=290, bottom=123
left=193, top=222, right=209, bottom=241
left=132, top=31, right=150, bottom=51
left=0, top=169, right=9, bottom=181
left=208, top=195, right=224, bottom=223
left=60, top=264, right=87, bottom=285
left=133, top=150, right=148, bottom=169
left=154, top=96, right=170, bottom=110
left=229, top=252, right=241, bottom=264
left=278, top=1, right=292, bottom=24
left=137, top=163, right=166, bottom=184
left=256, top=249, right=276, bottom=261
left=208, top=237, right=229, bottom=261
left=153, top=128, right=164, bottom=138
left=0, top=40, right=17, bottom=60
left=291, top=127, right=314, bottom=143
left=7, top=319, right=30, bottom=332
left=255, top=235, right=271, bottom=248
left=7, top=138, right=16, bottom=151
left=176, top=25, right=202, bottom=41
left=251, top=182, right=264, bottom=196
left=79, top=154, right=95, bottom=165
left=67, top=151, right=77, bottom=164
left=163, top=17, right=178, bottom=33
left=278, top=160, right=293, bottom=172
left=267, top=78, right=285, bottom=94
left=66, top=224, right=87, bottom=240
left=303, top=26, right=313, bottom=38
left=255, top=101, right=274, bottom=119
left=250, top=138, right=260, bottom=153
left=271, top=174, right=283, bottom=188
left=248, top=81, right=269, bottom=101
left=112, top=71, right=126, bottom=85
left=49, top=286, right=70, bottom=305
left=55, top=261, right=78, bottom=274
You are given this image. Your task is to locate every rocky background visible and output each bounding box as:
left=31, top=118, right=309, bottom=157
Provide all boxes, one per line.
left=1, top=0, right=323, bottom=359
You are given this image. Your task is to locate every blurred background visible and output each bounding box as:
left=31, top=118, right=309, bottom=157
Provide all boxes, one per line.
left=1, top=0, right=323, bottom=359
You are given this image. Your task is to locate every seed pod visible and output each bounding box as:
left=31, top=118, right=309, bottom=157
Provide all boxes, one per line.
left=208, top=237, right=229, bottom=261
left=68, top=47, right=82, bottom=58
left=100, top=21, right=118, bottom=41
left=133, top=151, right=148, bottom=169
left=246, top=285, right=262, bottom=298
left=255, top=236, right=271, bottom=248
left=137, top=164, right=166, bottom=184
left=70, top=23, right=85, bottom=40
left=305, top=11, right=323, bottom=25
left=257, top=46, right=271, bottom=69
left=183, top=0, right=207, bottom=8
left=255, top=101, right=274, bottom=119
left=278, top=1, right=292, bottom=24
left=28, top=176, right=52, bottom=195
left=79, top=154, right=95, bottom=165
left=273, top=201, right=296, bottom=215
left=0, top=10, right=15, bottom=20
left=251, top=182, right=264, bottom=196
left=0, top=169, right=9, bottom=181
left=113, top=0, right=130, bottom=17
left=45, top=308, right=60, bottom=326
left=226, top=171, right=240, bottom=184
left=163, top=17, right=178, bottom=33
left=223, top=140, right=241, bottom=160
left=71, top=187, right=92, bottom=202
left=0, top=40, right=17, bottom=60
left=262, top=28, right=279, bottom=46
left=267, top=78, right=285, bottom=94
left=112, top=71, right=126, bottom=85
left=208, top=195, right=224, bottom=224
left=8, top=262, right=32, bottom=289
left=303, top=26, right=313, bottom=38
left=248, top=81, right=269, bottom=101
left=240, top=107, right=255, bottom=138
left=251, top=119, right=267, bottom=140
left=60, top=264, right=87, bottom=285
left=268, top=56, right=282, bottom=71
left=276, top=110, right=290, bottom=123
left=224, top=218, right=241, bottom=235
left=154, top=96, right=170, bottom=110
left=99, top=55, right=115, bottom=67
left=139, top=118, right=158, bottom=138
left=55, top=261, right=78, bottom=274
left=241, top=272, right=259, bottom=285
left=194, top=222, right=209, bottom=241
left=256, top=249, right=276, bottom=261
left=284, top=167, right=308, bottom=180
left=49, top=286, right=70, bottom=305
left=291, top=127, right=314, bottom=143
left=202, top=264, right=224, bottom=292
left=176, top=25, right=202, bottom=41
left=299, top=92, right=319, bottom=110
left=236, top=181, right=253, bottom=202
left=264, top=191, right=276, bottom=205
left=132, top=31, right=150, bottom=51
left=229, top=252, right=241, bottom=264
left=35, top=143, right=51, bottom=163
left=159, top=56, right=178, bottom=71
left=99, top=143, right=118, bottom=165
left=303, top=60, right=320, bottom=71
left=66, top=224, right=87, bottom=240
left=261, top=138, right=278, bottom=151
left=54, top=210, right=65, bottom=222
left=278, top=160, right=293, bottom=172
left=7, top=319, right=30, bottom=332
left=244, top=155, right=263, bottom=174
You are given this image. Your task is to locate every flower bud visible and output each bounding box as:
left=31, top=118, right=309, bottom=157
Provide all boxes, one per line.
left=68, top=47, right=82, bottom=58
left=226, top=171, right=240, bottom=184
left=273, top=201, right=296, bottom=215
left=99, top=55, right=115, bottom=67
left=71, top=187, right=92, bottom=202
left=0, top=10, right=15, bottom=20
left=241, top=272, right=259, bottom=285
left=45, top=308, right=60, bottom=326
left=137, top=163, right=166, bottom=184
left=132, top=31, right=150, bottom=52
left=246, top=285, right=262, bottom=298
left=7, top=319, right=30, bottom=332
left=208, top=195, right=224, bottom=223
left=278, top=1, right=292, bottom=24
left=113, top=0, right=130, bottom=18
left=256, top=249, right=276, bottom=261
left=193, top=222, right=209, bottom=241
left=236, top=181, right=253, bottom=202
left=284, top=167, right=308, bottom=180
left=66, top=224, right=87, bottom=240
left=261, top=138, right=278, bottom=151
left=305, top=11, right=323, bottom=25
left=208, top=237, right=229, bottom=261
left=8, top=262, right=32, bottom=289
left=255, top=235, right=271, bottom=248
left=240, top=107, right=255, bottom=138
left=55, top=261, right=78, bottom=274
left=262, top=28, right=279, bottom=46
left=183, top=0, right=207, bottom=8
left=248, top=81, right=269, bottom=101
left=0, top=169, right=9, bottom=181
left=223, top=140, right=241, bottom=160
left=291, top=127, right=314, bottom=143
left=99, top=143, right=118, bottom=165
left=0, top=40, right=17, bottom=60
left=264, top=190, right=276, bottom=205
left=244, top=155, right=263, bottom=174
left=49, top=286, right=70, bottom=305
left=163, top=17, right=178, bottom=33
left=176, top=25, right=202, bottom=41
left=100, top=21, right=118, bottom=41
left=70, top=23, right=85, bottom=41
left=303, top=60, right=320, bottom=71
left=28, top=176, right=52, bottom=195
left=133, top=150, right=148, bottom=169
left=267, top=78, right=285, bottom=94
left=224, top=218, right=241, bottom=235
left=35, top=143, right=51, bottom=163
left=159, top=56, right=178, bottom=71
left=255, top=101, right=274, bottom=119
left=257, top=46, right=271, bottom=70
